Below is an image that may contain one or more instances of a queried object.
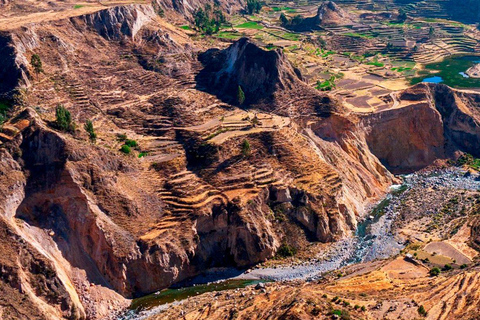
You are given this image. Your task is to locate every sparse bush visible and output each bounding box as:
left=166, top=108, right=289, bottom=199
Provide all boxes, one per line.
left=443, top=264, right=453, bottom=271
left=276, top=243, right=296, bottom=258
left=117, top=133, right=127, bottom=141
left=361, top=306, right=366, bottom=312
left=55, top=105, right=75, bottom=132
left=331, top=309, right=342, bottom=316
left=84, top=120, right=96, bottom=143
left=237, top=85, right=245, bottom=105
left=429, top=267, right=441, bottom=277
left=120, top=145, right=131, bottom=154
left=31, top=54, right=43, bottom=80
left=125, top=139, right=138, bottom=148
left=418, top=305, right=427, bottom=316
left=460, top=264, right=468, bottom=269
left=241, top=139, right=251, bottom=157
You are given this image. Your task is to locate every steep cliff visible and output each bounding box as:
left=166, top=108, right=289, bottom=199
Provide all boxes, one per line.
left=0, top=3, right=397, bottom=319
left=362, top=83, right=480, bottom=173
left=197, top=38, right=304, bottom=106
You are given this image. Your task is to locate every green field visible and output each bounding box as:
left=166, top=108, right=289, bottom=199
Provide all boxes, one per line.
left=235, top=21, right=264, bottom=29
left=411, top=55, right=480, bottom=88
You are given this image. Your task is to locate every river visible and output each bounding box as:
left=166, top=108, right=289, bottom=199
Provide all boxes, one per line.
left=119, top=167, right=480, bottom=320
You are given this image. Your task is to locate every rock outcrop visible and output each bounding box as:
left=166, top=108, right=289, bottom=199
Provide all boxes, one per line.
left=72, top=5, right=157, bottom=41
left=0, top=32, right=31, bottom=94
left=0, top=3, right=396, bottom=319
left=284, top=1, right=353, bottom=31
left=362, top=83, right=480, bottom=173
left=197, top=38, right=304, bottom=106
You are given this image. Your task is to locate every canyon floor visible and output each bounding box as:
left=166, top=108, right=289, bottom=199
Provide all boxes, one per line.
left=1, top=1, right=480, bottom=320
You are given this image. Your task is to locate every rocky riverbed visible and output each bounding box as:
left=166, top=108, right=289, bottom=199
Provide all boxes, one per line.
left=119, top=167, right=480, bottom=319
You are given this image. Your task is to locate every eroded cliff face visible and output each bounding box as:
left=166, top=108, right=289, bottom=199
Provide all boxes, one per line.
left=0, top=3, right=396, bottom=319
left=362, top=83, right=480, bottom=173
left=197, top=38, right=305, bottom=106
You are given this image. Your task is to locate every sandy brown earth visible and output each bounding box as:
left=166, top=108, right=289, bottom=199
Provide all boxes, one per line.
left=151, top=258, right=480, bottom=320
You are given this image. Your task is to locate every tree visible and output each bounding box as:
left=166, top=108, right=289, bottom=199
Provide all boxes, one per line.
left=417, top=305, right=427, bottom=316
left=31, top=54, right=43, bottom=80
left=237, top=85, right=245, bottom=105
left=429, top=26, right=435, bottom=38
left=429, top=267, right=441, bottom=277
left=84, top=120, right=96, bottom=143
left=246, top=0, right=262, bottom=14
left=55, top=105, right=75, bottom=132
left=241, top=139, right=251, bottom=156
left=398, top=8, right=407, bottom=22
left=120, top=144, right=131, bottom=154
left=193, top=4, right=224, bottom=35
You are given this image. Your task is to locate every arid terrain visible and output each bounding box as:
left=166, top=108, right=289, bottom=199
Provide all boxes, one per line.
left=0, top=0, right=480, bottom=319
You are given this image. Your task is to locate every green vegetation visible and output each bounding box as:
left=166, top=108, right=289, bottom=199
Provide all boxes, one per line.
left=237, top=85, right=245, bottom=105
left=180, top=25, right=191, bottom=30
left=366, top=59, right=385, bottom=67
left=280, top=14, right=304, bottom=29
left=456, top=153, right=480, bottom=170
left=272, top=6, right=296, bottom=13
left=328, top=309, right=350, bottom=320
left=241, top=139, right=251, bottom=156
left=138, top=152, right=149, bottom=158
left=117, top=133, right=127, bottom=141
left=235, top=21, right=263, bottom=29
left=281, top=32, right=300, bottom=41
left=193, top=4, right=225, bottom=35
left=30, top=54, right=43, bottom=80
left=125, top=139, right=138, bottom=148
left=84, top=120, right=96, bottom=143
left=371, top=198, right=391, bottom=218
left=391, top=66, right=413, bottom=72
left=216, top=31, right=242, bottom=40
left=344, top=32, right=374, bottom=39
left=315, top=76, right=336, bottom=91
left=0, top=100, right=11, bottom=128
left=246, top=0, right=263, bottom=14
left=206, top=128, right=230, bottom=140
left=429, top=267, right=441, bottom=277
left=443, top=264, right=453, bottom=271
left=276, top=243, right=296, bottom=258
left=418, top=305, right=427, bottom=317
left=152, top=2, right=165, bottom=17
left=391, top=184, right=408, bottom=196
left=73, top=4, right=84, bottom=9
left=55, top=105, right=75, bottom=132
left=460, top=264, right=468, bottom=269
left=120, top=145, right=132, bottom=154
left=411, top=55, right=480, bottom=88
left=116, top=136, right=138, bottom=155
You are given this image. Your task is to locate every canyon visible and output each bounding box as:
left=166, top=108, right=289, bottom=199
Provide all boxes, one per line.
left=0, top=1, right=479, bottom=320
